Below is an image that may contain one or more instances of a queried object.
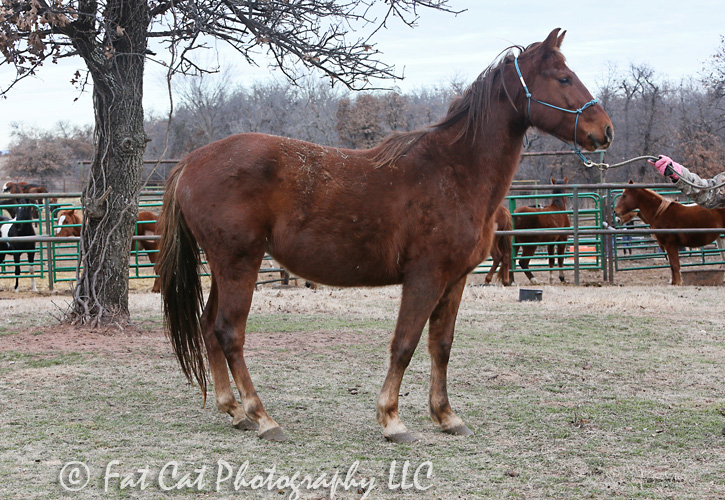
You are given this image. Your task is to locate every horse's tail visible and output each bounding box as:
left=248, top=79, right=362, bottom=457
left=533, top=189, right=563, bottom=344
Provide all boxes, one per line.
left=157, top=161, right=208, bottom=399
left=497, top=208, right=513, bottom=284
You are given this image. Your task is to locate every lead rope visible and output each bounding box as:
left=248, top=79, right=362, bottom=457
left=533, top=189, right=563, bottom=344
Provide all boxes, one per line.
left=513, top=56, right=725, bottom=191
left=584, top=155, right=725, bottom=190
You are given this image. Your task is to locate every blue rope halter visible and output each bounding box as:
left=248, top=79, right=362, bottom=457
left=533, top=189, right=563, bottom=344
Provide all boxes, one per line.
left=514, top=56, right=599, bottom=165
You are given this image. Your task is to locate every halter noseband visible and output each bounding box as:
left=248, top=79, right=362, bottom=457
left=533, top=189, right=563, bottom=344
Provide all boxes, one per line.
left=514, top=56, right=598, bottom=166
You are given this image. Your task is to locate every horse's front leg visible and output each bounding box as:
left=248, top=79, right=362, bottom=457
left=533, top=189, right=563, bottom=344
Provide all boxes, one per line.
left=664, top=244, right=682, bottom=285
left=13, top=252, right=22, bottom=292
left=377, top=274, right=446, bottom=443
left=27, top=249, right=37, bottom=292
left=428, top=277, right=473, bottom=436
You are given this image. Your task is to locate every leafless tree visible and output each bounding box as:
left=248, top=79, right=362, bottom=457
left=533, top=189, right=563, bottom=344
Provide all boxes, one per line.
left=0, top=0, right=457, bottom=327
left=4, top=123, right=92, bottom=180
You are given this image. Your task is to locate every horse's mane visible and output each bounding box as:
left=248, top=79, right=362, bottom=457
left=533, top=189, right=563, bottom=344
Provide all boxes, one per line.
left=373, top=42, right=548, bottom=169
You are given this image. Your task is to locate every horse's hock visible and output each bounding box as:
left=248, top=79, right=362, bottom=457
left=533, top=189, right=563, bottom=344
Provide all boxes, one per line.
left=680, top=269, right=725, bottom=286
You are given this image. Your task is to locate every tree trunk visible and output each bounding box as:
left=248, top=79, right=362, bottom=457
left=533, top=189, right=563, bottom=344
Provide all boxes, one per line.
left=67, top=0, right=149, bottom=327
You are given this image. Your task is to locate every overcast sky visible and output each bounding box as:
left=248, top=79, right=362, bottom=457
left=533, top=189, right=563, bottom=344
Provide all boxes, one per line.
left=0, top=0, right=723, bottom=150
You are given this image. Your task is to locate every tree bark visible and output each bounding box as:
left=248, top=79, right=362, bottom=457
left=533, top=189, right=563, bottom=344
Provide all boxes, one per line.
left=68, top=0, right=150, bottom=327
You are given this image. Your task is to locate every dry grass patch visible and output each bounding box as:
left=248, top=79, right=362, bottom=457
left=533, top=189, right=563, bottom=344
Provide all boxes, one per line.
left=0, top=284, right=724, bottom=499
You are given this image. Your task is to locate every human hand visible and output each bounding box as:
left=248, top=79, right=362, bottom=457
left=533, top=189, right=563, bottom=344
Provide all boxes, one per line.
left=648, top=155, right=683, bottom=180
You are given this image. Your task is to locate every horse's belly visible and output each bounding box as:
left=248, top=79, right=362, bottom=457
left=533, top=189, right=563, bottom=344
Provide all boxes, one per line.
left=268, top=230, right=403, bottom=287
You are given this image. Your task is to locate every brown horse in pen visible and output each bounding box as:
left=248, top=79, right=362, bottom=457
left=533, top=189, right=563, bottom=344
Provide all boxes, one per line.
left=55, top=209, right=162, bottom=292
left=2, top=181, right=55, bottom=217
left=484, top=205, right=513, bottom=285
left=614, top=183, right=725, bottom=285
left=157, top=29, right=613, bottom=443
left=513, top=177, right=571, bottom=284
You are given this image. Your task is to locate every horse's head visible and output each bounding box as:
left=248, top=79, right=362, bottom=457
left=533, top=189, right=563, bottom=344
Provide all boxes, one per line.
left=614, top=181, right=639, bottom=222
left=3, top=182, right=26, bottom=194
left=511, top=29, right=613, bottom=153
left=550, top=176, right=568, bottom=207
left=55, top=209, right=81, bottom=237
left=15, top=200, right=34, bottom=223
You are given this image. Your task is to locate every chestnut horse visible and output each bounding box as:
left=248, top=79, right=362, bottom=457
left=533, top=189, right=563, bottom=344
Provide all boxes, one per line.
left=55, top=209, right=162, bottom=292
left=513, top=177, right=571, bottom=284
left=614, top=183, right=725, bottom=285
left=157, top=29, right=613, bottom=443
left=484, top=205, right=513, bottom=285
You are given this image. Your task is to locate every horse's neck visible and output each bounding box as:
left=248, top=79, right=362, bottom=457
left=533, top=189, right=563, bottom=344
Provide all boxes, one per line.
left=17, top=221, right=34, bottom=236
left=435, top=106, right=525, bottom=202
left=551, top=198, right=566, bottom=210
left=637, top=192, right=665, bottom=223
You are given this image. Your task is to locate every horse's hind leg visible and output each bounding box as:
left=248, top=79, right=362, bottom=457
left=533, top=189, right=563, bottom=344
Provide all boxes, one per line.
left=213, top=256, right=284, bottom=441
left=202, top=277, right=257, bottom=431
left=428, top=277, right=473, bottom=436
left=484, top=255, right=500, bottom=284
left=377, top=274, right=447, bottom=443
left=717, top=236, right=725, bottom=271
left=556, top=242, right=567, bottom=283
left=519, top=245, right=538, bottom=285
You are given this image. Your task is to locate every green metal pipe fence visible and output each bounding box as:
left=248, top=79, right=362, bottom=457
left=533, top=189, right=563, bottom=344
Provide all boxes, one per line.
left=3, top=184, right=724, bottom=290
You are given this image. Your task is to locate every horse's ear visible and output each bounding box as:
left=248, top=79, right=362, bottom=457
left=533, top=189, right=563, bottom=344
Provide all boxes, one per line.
left=563, top=176, right=568, bottom=184
left=541, top=28, right=562, bottom=51
left=550, top=177, right=555, bottom=184
left=628, top=180, right=634, bottom=184
left=557, top=30, right=566, bottom=48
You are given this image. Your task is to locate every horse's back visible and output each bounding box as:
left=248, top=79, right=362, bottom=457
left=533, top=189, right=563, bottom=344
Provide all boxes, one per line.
left=173, top=133, right=407, bottom=286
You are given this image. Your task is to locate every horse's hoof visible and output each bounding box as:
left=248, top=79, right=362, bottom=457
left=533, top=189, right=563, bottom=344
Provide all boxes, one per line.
left=233, top=417, right=259, bottom=431
left=443, top=424, right=474, bottom=436
left=529, top=278, right=539, bottom=285
left=259, top=426, right=286, bottom=442
left=385, top=432, right=418, bottom=444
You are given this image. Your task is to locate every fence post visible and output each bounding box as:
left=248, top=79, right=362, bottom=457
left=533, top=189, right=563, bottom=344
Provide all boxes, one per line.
left=43, top=197, right=54, bottom=291
left=607, top=190, right=615, bottom=284
left=572, top=187, right=579, bottom=285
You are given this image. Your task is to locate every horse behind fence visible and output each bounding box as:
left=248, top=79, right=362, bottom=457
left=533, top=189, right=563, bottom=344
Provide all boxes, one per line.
left=0, top=201, right=37, bottom=292
left=614, top=182, right=725, bottom=285
left=513, top=177, right=571, bottom=285
left=484, top=205, right=513, bottom=285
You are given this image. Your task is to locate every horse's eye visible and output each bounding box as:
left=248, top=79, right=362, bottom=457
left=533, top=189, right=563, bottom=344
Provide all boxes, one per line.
left=557, top=77, right=571, bottom=85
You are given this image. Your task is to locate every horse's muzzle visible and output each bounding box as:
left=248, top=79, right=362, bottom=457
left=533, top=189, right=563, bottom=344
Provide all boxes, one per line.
left=588, top=124, right=614, bottom=150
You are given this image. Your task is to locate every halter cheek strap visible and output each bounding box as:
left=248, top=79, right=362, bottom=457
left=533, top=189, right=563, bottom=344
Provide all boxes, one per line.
left=514, top=56, right=599, bottom=166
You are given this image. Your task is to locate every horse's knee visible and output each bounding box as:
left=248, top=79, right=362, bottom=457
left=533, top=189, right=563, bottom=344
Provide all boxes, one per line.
left=429, top=337, right=452, bottom=359
left=390, top=342, right=418, bottom=368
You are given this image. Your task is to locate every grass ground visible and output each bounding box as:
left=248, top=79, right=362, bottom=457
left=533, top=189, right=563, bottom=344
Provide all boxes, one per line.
left=0, top=284, right=724, bottom=499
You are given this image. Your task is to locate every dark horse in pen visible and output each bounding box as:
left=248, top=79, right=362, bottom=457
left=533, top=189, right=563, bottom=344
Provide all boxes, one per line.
left=157, top=29, right=613, bottom=443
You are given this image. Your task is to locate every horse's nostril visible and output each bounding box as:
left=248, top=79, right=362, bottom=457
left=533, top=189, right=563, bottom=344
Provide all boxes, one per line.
left=605, top=125, right=614, bottom=143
